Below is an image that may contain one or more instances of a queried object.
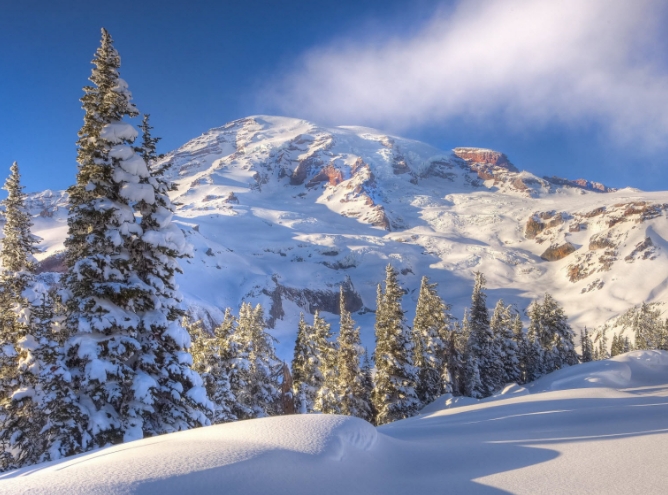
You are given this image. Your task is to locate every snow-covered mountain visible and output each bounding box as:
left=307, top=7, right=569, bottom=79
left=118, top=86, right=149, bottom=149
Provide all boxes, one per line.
left=3, top=350, right=667, bottom=494
left=26, top=116, right=668, bottom=358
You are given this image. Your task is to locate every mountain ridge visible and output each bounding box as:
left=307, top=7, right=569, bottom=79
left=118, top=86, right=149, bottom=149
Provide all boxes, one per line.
left=20, top=115, right=668, bottom=359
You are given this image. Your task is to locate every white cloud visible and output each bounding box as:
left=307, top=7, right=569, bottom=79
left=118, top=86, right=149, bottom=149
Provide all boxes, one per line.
left=266, top=0, right=668, bottom=147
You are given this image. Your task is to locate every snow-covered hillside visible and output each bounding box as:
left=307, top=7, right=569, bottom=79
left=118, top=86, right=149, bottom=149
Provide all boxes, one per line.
left=2, top=350, right=667, bottom=494
left=25, top=116, right=668, bottom=357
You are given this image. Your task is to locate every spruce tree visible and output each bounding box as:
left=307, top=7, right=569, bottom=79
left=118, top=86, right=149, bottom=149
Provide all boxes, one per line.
left=132, top=114, right=209, bottom=436
left=291, top=313, right=322, bottom=413
left=540, top=294, right=579, bottom=371
left=313, top=311, right=339, bottom=414
left=610, top=333, right=621, bottom=357
left=633, top=303, right=663, bottom=350
left=0, top=162, right=39, bottom=403
left=0, top=286, right=89, bottom=470
left=62, top=28, right=154, bottom=447
left=525, top=302, right=546, bottom=382
left=512, top=314, right=530, bottom=384
left=580, top=327, right=593, bottom=362
left=0, top=165, right=86, bottom=469
left=465, top=272, right=502, bottom=397
left=188, top=310, right=236, bottom=424
left=445, top=322, right=464, bottom=396
left=491, top=301, right=521, bottom=386
left=372, top=265, right=419, bottom=425
left=232, top=303, right=282, bottom=418
left=412, top=276, right=452, bottom=406
left=623, top=335, right=632, bottom=353
left=333, top=286, right=372, bottom=421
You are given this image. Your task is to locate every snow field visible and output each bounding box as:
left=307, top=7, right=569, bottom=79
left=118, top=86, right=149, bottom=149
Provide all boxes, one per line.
left=2, top=350, right=667, bottom=494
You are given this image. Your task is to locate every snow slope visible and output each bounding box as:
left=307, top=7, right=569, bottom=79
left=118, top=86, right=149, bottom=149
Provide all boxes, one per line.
left=2, top=350, right=667, bottom=494
left=23, top=116, right=668, bottom=357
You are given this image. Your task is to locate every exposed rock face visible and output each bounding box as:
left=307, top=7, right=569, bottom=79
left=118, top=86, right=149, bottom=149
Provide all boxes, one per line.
left=35, top=252, right=67, bottom=274
left=290, top=156, right=322, bottom=185
left=589, top=233, right=616, bottom=251
left=625, top=237, right=656, bottom=262
left=224, top=192, right=239, bottom=204
left=525, top=211, right=565, bottom=240
left=453, top=148, right=517, bottom=171
left=263, top=277, right=363, bottom=328
left=306, top=164, right=343, bottom=187
left=544, top=176, right=615, bottom=193
left=540, top=242, right=576, bottom=261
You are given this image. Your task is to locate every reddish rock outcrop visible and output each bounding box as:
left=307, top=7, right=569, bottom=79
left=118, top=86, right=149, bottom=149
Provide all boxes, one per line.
left=453, top=148, right=517, bottom=171
left=306, top=164, right=343, bottom=187
left=540, top=242, right=576, bottom=261
left=290, top=156, right=321, bottom=185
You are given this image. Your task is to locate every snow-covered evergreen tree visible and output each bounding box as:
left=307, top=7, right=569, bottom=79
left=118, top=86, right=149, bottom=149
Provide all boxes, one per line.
left=412, top=276, right=452, bottom=406
left=232, top=303, right=282, bottom=418
left=610, top=333, right=623, bottom=357
left=0, top=162, right=39, bottom=403
left=465, top=272, right=502, bottom=398
left=445, top=321, right=464, bottom=396
left=372, top=265, right=419, bottom=425
left=0, top=285, right=88, bottom=470
left=594, top=328, right=609, bottom=361
left=622, top=335, right=632, bottom=353
left=490, top=300, right=520, bottom=386
left=188, top=310, right=236, bottom=424
left=525, top=303, right=546, bottom=382
left=580, top=327, right=593, bottom=362
left=540, top=294, right=579, bottom=371
left=132, top=114, right=209, bottom=436
left=61, top=28, right=154, bottom=447
left=633, top=303, right=663, bottom=350
left=291, top=313, right=322, bottom=413
left=313, top=311, right=339, bottom=414
left=512, top=314, right=530, bottom=384
left=332, top=286, right=372, bottom=421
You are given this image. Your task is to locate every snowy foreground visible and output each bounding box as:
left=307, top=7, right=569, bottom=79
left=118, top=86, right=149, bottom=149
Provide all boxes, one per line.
left=2, top=350, right=667, bottom=494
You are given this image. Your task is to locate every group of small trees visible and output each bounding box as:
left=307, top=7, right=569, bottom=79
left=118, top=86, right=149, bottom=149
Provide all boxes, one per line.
left=0, top=29, right=211, bottom=470
left=580, top=302, right=668, bottom=363
left=284, top=266, right=580, bottom=427
left=188, top=303, right=284, bottom=423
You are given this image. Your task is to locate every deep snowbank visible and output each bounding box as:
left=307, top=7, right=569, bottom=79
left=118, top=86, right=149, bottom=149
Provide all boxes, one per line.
left=2, top=351, right=668, bottom=494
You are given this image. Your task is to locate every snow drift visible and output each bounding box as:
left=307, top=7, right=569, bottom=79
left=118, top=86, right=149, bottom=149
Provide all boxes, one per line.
left=2, top=350, right=667, bottom=494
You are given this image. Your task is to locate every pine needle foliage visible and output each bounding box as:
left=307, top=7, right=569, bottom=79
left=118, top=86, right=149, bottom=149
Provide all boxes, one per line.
left=372, top=264, right=419, bottom=425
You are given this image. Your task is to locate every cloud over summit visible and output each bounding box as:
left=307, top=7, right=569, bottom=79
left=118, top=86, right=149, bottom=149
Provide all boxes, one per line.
left=267, top=0, right=668, bottom=147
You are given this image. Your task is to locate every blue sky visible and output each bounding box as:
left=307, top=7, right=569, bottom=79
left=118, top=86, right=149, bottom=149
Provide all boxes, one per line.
left=2, top=0, right=668, bottom=193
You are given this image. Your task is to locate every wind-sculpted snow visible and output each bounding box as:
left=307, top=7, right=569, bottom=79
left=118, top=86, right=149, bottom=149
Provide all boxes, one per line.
left=22, top=115, right=668, bottom=359
left=2, top=351, right=668, bottom=494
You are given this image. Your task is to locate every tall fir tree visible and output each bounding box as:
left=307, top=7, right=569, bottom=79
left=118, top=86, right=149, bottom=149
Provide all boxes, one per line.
left=580, top=327, right=593, bottom=362
left=540, top=294, right=579, bottom=371
left=465, top=272, right=502, bottom=398
left=291, top=313, right=322, bottom=413
left=0, top=165, right=86, bottom=469
left=313, top=311, right=339, bottom=414
left=412, top=276, right=452, bottom=406
left=633, top=303, right=663, bottom=350
left=231, top=303, right=282, bottom=418
left=0, top=162, right=39, bottom=403
left=512, top=314, right=531, bottom=384
left=188, top=310, right=236, bottom=425
left=525, top=302, right=546, bottom=382
left=490, top=300, right=521, bottom=386
left=372, top=265, right=420, bottom=425
left=332, top=287, right=372, bottom=421
left=62, top=28, right=154, bottom=447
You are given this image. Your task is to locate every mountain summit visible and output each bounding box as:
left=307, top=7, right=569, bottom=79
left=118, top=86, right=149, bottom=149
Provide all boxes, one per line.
left=27, top=116, right=668, bottom=358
